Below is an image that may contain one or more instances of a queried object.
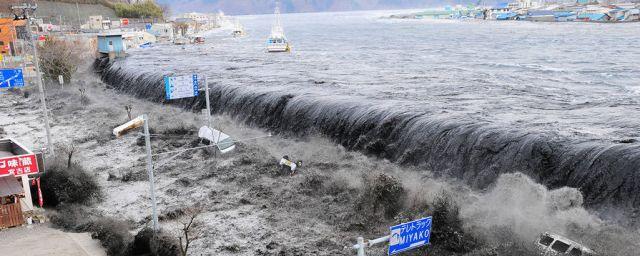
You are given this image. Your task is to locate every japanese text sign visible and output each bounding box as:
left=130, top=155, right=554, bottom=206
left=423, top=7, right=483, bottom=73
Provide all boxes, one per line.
left=0, top=154, right=39, bottom=177
left=389, top=216, right=432, bottom=255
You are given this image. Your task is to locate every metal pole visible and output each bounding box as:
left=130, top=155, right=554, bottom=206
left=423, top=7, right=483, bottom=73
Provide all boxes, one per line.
left=204, top=75, right=212, bottom=129
left=76, top=1, right=82, bottom=32
left=25, top=7, right=55, bottom=157
left=143, top=114, right=159, bottom=232
left=356, top=237, right=366, bottom=256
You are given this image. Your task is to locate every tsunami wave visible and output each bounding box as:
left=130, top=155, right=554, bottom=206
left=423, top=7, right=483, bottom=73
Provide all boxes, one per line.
left=96, top=58, right=640, bottom=213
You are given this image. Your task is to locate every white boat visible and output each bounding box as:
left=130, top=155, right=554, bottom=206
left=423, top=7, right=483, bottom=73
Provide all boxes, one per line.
left=232, top=19, right=245, bottom=37
left=266, top=1, right=290, bottom=52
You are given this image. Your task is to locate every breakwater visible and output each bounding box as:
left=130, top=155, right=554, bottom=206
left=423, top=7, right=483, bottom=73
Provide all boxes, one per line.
left=96, top=57, right=640, bottom=213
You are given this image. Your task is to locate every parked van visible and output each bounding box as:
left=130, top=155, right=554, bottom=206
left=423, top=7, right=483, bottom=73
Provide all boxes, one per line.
left=536, top=232, right=596, bottom=256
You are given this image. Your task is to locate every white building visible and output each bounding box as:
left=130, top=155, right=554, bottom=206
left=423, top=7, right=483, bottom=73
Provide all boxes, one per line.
left=149, top=23, right=174, bottom=42
left=182, top=12, right=210, bottom=22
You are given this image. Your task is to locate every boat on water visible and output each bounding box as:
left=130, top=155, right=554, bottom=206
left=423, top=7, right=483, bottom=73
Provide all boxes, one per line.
left=266, top=2, right=290, bottom=52
left=232, top=19, right=246, bottom=37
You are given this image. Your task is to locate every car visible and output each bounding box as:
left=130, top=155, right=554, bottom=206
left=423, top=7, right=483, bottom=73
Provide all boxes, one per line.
left=536, top=232, right=596, bottom=256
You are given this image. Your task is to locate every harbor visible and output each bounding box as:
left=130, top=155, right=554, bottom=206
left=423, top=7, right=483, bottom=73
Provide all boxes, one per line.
left=390, top=1, right=640, bottom=22
left=2, top=1, right=640, bottom=255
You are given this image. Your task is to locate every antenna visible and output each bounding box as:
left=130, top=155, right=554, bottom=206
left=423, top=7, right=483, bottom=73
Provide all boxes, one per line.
left=271, top=0, right=284, bottom=37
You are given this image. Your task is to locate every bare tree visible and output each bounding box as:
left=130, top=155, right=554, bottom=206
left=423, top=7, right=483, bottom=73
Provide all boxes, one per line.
left=124, top=104, right=133, bottom=120
left=177, top=206, right=203, bottom=256
left=79, top=87, right=89, bottom=105
left=59, top=143, right=77, bottom=168
left=174, top=22, right=189, bottom=37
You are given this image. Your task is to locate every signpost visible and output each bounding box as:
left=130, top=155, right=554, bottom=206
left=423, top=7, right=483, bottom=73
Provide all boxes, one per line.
left=164, top=74, right=199, bottom=100
left=0, top=68, right=25, bottom=88
left=352, top=216, right=432, bottom=256
left=388, top=217, right=432, bottom=255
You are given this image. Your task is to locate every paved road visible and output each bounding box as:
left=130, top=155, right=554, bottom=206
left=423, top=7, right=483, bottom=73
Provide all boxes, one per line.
left=0, top=224, right=106, bottom=256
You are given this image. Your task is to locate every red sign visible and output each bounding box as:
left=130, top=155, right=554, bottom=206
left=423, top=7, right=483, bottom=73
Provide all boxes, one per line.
left=0, top=154, right=39, bottom=177
left=121, top=18, right=129, bottom=26
left=38, top=35, right=46, bottom=42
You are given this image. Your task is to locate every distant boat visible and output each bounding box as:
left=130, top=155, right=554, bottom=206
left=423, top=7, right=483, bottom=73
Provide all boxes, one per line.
left=266, top=1, right=290, bottom=52
left=232, top=19, right=245, bottom=37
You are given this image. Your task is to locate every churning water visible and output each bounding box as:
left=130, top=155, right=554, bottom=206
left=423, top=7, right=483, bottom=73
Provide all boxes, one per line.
left=98, top=11, right=640, bottom=213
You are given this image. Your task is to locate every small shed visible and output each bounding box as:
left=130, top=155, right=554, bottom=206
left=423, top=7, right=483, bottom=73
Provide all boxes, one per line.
left=0, top=176, right=25, bottom=229
left=1, top=138, right=41, bottom=213
left=97, top=34, right=126, bottom=58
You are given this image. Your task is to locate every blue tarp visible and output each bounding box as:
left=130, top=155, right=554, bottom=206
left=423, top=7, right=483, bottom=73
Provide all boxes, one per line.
left=577, top=13, right=608, bottom=21
left=497, top=12, right=518, bottom=20
left=554, top=11, right=575, bottom=18
left=528, top=10, right=555, bottom=16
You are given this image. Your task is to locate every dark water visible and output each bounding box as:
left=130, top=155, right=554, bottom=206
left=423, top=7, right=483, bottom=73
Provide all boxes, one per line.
left=97, top=11, right=640, bottom=212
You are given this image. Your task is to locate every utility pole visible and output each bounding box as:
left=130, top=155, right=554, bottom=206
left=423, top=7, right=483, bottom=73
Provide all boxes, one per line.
left=204, top=76, right=212, bottom=129
left=12, top=3, right=55, bottom=157
left=76, top=1, right=82, bottom=32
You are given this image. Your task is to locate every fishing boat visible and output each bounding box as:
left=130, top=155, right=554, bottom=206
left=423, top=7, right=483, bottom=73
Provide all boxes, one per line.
left=232, top=19, right=245, bottom=37
left=266, top=2, right=290, bottom=52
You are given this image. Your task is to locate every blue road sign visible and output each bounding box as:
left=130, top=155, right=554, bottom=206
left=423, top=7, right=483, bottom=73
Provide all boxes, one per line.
left=0, top=68, right=25, bottom=89
left=388, top=217, right=432, bottom=255
left=164, top=74, right=199, bottom=100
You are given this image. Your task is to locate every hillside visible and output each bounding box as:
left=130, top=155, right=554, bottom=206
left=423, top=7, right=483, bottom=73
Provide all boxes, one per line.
left=36, top=1, right=118, bottom=25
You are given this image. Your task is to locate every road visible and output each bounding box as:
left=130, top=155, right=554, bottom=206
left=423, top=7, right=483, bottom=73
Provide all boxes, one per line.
left=0, top=224, right=106, bottom=256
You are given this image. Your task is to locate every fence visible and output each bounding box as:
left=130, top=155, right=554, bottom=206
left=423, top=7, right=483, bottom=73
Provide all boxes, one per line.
left=0, top=203, right=24, bottom=228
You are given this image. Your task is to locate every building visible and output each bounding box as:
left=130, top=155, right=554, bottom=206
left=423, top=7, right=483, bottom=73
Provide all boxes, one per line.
left=97, top=34, right=126, bottom=58
left=0, top=138, right=42, bottom=229
left=0, top=176, right=25, bottom=228
left=182, top=12, right=210, bottom=23
left=576, top=12, right=611, bottom=21
left=149, top=23, right=174, bottom=42
left=0, top=18, right=18, bottom=55
left=82, top=15, right=112, bottom=31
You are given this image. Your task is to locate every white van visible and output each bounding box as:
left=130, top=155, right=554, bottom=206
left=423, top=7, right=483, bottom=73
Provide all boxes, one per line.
left=536, top=232, right=596, bottom=256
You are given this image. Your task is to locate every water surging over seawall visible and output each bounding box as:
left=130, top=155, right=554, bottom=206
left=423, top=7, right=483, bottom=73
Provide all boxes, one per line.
left=97, top=58, right=640, bottom=212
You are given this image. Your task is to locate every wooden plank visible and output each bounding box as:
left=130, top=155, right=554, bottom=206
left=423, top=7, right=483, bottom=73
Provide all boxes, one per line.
left=0, top=203, right=23, bottom=228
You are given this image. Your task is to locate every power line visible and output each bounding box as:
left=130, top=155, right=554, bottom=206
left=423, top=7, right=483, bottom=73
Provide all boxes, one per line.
left=151, top=134, right=272, bottom=157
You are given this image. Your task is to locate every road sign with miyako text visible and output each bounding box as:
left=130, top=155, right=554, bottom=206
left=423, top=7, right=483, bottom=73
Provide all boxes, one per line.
left=0, top=68, right=25, bottom=89
left=388, top=217, right=432, bottom=255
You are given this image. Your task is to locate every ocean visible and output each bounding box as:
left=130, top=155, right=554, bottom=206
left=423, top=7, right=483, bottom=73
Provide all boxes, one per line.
left=100, top=10, right=640, bottom=211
